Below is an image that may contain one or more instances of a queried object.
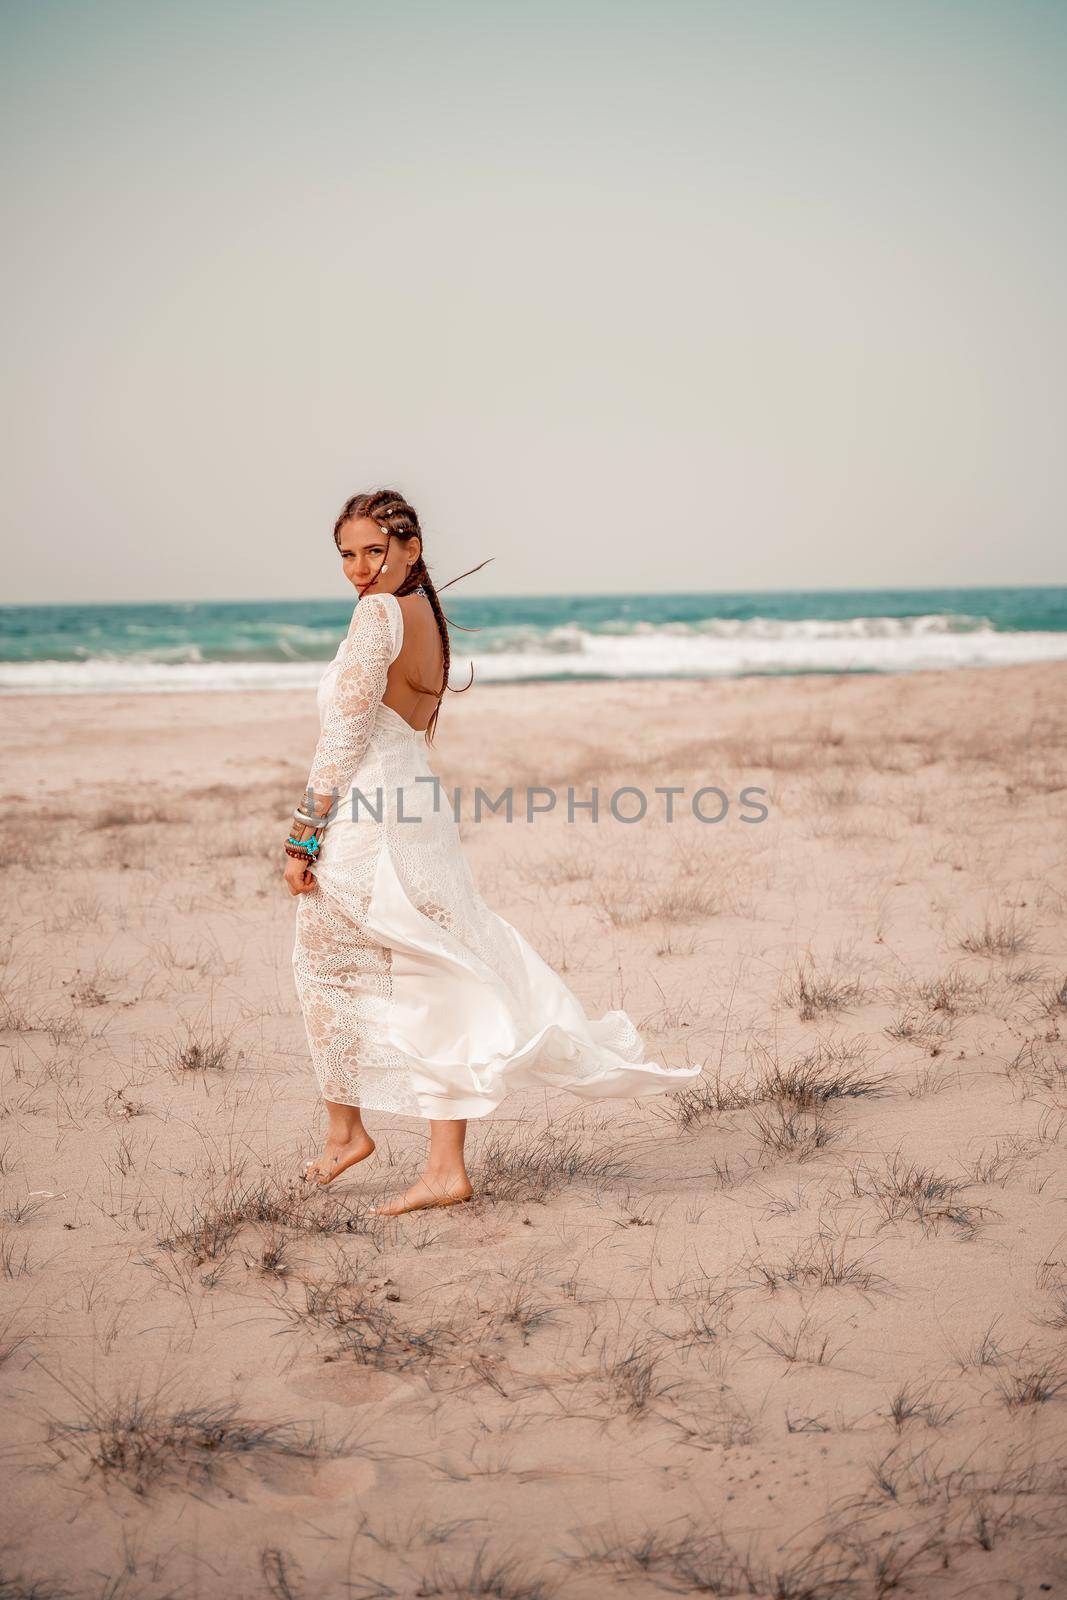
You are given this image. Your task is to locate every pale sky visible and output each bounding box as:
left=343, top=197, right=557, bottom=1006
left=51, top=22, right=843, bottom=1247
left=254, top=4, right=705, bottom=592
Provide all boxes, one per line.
left=2, top=0, right=1064, bottom=605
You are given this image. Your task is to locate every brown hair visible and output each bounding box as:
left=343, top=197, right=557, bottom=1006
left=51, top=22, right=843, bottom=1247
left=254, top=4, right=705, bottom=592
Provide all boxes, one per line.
left=332, top=488, right=489, bottom=745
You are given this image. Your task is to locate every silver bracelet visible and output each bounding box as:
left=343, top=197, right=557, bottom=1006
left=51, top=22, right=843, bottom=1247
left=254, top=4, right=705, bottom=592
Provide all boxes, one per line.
left=292, top=809, right=327, bottom=828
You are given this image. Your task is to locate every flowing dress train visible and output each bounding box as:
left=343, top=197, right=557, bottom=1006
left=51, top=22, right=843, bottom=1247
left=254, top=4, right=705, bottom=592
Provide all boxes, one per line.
left=292, top=590, right=704, bottom=1119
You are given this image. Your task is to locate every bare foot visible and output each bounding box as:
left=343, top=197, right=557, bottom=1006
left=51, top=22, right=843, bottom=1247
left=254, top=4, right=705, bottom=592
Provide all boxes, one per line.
left=368, top=1172, right=474, bottom=1216
left=302, top=1131, right=376, bottom=1188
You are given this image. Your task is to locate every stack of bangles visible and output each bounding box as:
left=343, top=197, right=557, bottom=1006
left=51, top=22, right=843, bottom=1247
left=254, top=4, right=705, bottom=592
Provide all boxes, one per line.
left=285, top=803, right=328, bottom=864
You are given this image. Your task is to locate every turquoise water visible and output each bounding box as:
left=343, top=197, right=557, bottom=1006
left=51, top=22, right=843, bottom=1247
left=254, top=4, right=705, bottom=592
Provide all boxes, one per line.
left=2, top=586, right=1066, bottom=692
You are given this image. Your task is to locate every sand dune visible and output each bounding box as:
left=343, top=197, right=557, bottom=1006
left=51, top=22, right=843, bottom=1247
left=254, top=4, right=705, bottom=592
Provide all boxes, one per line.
left=1, top=661, right=1065, bottom=1596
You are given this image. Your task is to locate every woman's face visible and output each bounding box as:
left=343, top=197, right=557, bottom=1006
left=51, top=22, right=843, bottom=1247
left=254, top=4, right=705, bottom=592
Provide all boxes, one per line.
left=336, top=517, right=419, bottom=597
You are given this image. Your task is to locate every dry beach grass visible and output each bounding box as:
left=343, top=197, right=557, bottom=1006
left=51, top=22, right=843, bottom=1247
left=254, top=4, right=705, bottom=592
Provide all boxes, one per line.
left=0, top=660, right=1066, bottom=1596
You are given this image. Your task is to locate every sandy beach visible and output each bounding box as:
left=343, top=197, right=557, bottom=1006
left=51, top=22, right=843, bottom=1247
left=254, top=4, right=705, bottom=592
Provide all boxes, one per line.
left=2, top=660, right=1066, bottom=1596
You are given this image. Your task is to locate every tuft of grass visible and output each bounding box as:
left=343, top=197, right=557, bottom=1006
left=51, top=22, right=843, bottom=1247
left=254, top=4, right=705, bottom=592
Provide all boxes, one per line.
left=705, top=1153, right=753, bottom=1189
left=907, top=1062, right=956, bottom=1098
left=472, top=1123, right=629, bottom=1204
left=639, top=877, right=722, bottom=924
left=784, top=956, right=867, bottom=1021
left=0, top=1311, right=31, bottom=1370
left=412, top=1543, right=559, bottom=1600
left=158, top=1202, right=244, bottom=1266
left=667, top=1398, right=755, bottom=1452
left=653, top=923, right=704, bottom=959
left=517, top=844, right=594, bottom=887
left=0, top=1232, right=34, bottom=1279
left=177, top=1034, right=231, bottom=1073
left=945, top=1319, right=1005, bottom=1372
left=752, top=1104, right=837, bottom=1164
left=661, top=1069, right=750, bottom=1128
left=968, top=1494, right=1016, bottom=1553
left=64, top=894, right=106, bottom=927
left=810, top=774, right=864, bottom=809
left=142, top=1013, right=240, bottom=1078
left=885, top=1381, right=959, bottom=1430
left=1005, top=963, right=1049, bottom=987
left=786, top=1411, right=831, bottom=1434
left=1036, top=1288, right=1067, bottom=1331
left=67, top=963, right=121, bottom=1008
left=244, top=1227, right=292, bottom=1278
left=865, top=1445, right=912, bottom=1506
left=1039, top=973, right=1067, bottom=1016
left=259, top=1549, right=304, bottom=1600
left=676, top=1281, right=734, bottom=1353
left=885, top=1007, right=951, bottom=1050
left=156, top=1168, right=383, bottom=1267
left=959, top=909, right=1034, bottom=957
left=486, top=1280, right=558, bottom=1344
left=848, top=1153, right=988, bottom=1237
left=0, top=994, right=38, bottom=1034
left=298, top=1277, right=410, bottom=1365
left=91, top=802, right=181, bottom=830
left=994, top=1361, right=1067, bottom=1408
left=43, top=1376, right=359, bottom=1496
left=145, top=939, right=240, bottom=981
left=591, top=1331, right=682, bottom=1418
left=748, top=1228, right=887, bottom=1294
left=913, top=966, right=986, bottom=1017
left=564, top=1525, right=750, bottom=1595
left=962, top=1139, right=1027, bottom=1185
left=0, top=999, right=88, bottom=1045
left=594, top=871, right=721, bottom=929
left=667, top=1037, right=888, bottom=1130
left=754, top=1314, right=842, bottom=1367
left=286, top=1258, right=463, bottom=1372
left=752, top=1039, right=889, bottom=1107
left=1006, top=1038, right=1067, bottom=1099
left=0, top=1559, right=72, bottom=1600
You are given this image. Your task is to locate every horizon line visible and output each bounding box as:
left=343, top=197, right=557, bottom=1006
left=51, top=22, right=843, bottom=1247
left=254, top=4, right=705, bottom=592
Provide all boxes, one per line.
left=4, top=580, right=1067, bottom=610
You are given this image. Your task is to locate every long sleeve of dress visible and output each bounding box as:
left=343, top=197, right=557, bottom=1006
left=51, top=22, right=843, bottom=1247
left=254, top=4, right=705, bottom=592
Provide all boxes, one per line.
left=305, top=592, right=395, bottom=810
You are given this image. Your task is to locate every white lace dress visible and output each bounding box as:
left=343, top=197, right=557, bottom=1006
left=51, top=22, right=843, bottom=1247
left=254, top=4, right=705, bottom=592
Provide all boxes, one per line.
left=292, top=590, right=703, bottom=1119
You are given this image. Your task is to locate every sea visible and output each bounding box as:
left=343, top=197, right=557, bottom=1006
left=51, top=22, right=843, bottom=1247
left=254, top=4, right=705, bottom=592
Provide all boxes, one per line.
left=1, top=586, right=1066, bottom=694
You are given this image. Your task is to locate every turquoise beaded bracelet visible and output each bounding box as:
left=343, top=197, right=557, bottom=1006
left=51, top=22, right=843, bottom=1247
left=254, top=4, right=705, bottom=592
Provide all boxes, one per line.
left=287, top=832, right=320, bottom=856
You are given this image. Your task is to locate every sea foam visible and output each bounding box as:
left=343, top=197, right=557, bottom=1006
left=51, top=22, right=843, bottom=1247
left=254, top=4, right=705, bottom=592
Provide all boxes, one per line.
left=2, top=613, right=1066, bottom=693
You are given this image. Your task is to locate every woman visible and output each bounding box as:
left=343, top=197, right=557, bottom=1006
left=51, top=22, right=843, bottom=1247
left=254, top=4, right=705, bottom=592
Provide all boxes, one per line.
left=285, top=489, right=702, bottom=1214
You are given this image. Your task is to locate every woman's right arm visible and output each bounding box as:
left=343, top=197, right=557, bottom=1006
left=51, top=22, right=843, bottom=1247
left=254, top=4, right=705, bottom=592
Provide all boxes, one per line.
left=283, top=592, right=394, bottom=896
left=302, top=591, right=394, bottom=817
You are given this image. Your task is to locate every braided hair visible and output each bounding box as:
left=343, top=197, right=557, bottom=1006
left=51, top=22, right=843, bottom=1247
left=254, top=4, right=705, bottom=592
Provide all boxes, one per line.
left=332, top=488, right=488, bottom=745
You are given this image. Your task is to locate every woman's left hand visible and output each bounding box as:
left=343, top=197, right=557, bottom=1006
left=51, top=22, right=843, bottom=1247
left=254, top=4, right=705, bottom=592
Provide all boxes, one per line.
left=284, top=856, right=318, bottom=896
